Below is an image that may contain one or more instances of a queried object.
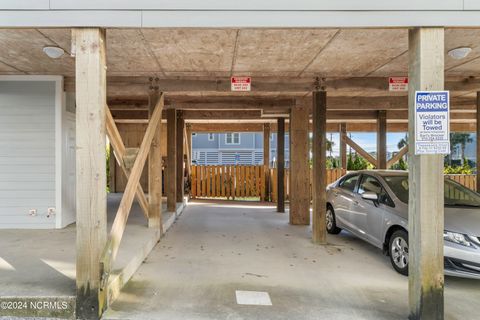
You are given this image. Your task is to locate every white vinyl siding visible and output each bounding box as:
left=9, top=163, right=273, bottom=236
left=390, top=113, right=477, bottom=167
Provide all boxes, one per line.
left=0, top=76, right=72, bottom=229
left=0, top=80, right=57, bottom=228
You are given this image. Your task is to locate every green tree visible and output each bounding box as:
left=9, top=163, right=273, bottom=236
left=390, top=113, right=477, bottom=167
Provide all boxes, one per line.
left=326, top=137, right=334, bottom=157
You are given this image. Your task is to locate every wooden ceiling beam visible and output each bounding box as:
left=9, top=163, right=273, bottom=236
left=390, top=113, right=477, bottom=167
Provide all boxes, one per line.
left=187, top=122, right=477, bottom=133
left=110, top=107, right=476, bottom=122
left=107, top=96, right=476, bottom=112
left=65, top=76, right=480, bottom=97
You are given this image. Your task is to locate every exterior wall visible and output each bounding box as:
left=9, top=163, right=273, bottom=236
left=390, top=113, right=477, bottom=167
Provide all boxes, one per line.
left=191, top=132, right=218, bottom=149
left=0, top=76, right=69, bottom=229
left=192, top=132, right=290, bottom=167
left=218, top=132, right=255, bottom=149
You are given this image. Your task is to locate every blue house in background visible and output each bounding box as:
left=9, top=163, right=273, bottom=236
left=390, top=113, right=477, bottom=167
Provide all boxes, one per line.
left=191, top=132, right=290, bottom=167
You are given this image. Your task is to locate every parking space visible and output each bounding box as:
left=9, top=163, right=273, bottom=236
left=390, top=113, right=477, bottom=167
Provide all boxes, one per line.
left=104, top=200, right=479, bottom=320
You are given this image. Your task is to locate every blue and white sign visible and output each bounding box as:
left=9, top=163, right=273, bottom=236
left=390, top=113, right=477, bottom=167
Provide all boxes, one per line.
left=414, top=91, right=450, bottom=155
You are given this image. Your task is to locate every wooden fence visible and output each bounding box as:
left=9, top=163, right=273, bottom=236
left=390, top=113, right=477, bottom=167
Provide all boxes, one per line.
left=191, top=165, right=265, bottom=199
left=190, top=165, right=346, bottom=200
left=190, top=167, right=478, bottom=201
left=445, top=174, right=477, bottom=192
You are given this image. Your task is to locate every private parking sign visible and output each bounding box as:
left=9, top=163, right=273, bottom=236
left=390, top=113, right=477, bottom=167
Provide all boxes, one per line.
left=414, top=91, right=450, bottom=155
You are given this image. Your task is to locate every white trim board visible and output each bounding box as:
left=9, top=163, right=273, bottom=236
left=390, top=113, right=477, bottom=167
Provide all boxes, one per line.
left=4, top=9, right=480, bottom=27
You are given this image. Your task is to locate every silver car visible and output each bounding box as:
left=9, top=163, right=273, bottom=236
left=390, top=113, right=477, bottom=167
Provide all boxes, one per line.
left=326, top=170, right=480, bottom=279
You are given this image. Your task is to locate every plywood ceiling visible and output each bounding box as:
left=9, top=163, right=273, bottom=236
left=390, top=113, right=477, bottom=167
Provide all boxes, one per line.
left=0, top=28, right=479, bottom=78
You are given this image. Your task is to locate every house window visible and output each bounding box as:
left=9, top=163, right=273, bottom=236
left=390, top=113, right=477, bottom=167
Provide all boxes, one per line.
left=208, top=133, right=215, bottom=141
left=225, top=133, right=240, bottom=145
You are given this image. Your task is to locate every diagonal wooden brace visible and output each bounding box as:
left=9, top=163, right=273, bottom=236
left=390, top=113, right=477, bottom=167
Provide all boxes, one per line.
left=100, top=99, right=164, bottom=295
left=343, top=135, right=378, bottom=168
left=105, top=107, right=149, bottom=219
left=387, top=145, right=409, bottom=168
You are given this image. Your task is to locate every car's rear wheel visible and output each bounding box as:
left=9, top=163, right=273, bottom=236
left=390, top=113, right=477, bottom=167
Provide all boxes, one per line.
left=389, top=230, right=409, bottom=276
left=326, top=206, right=342, bottom=234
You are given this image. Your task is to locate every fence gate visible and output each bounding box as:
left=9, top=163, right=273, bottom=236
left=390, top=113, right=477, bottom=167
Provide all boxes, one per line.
left=191, top=165, right=265, bottom=199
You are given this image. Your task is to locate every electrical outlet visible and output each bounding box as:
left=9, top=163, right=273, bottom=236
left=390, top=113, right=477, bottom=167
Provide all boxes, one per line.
left=47, top=207, right=56, bottom=218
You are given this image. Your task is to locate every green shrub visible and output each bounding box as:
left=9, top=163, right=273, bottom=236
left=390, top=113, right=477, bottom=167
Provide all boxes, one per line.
left=347, top=153, right=371, bottom=170
left=390, top=157, right=408, bottom=170
left=444, top=163, right=473, bottom=174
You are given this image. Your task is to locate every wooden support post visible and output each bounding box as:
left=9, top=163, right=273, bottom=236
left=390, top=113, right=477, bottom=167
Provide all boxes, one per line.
left=263, top=123, right=270, bottom=201
left=289, top=100, right=310, bottom=225
left=377, top=110, right=387, bottom=169
left=312, top=91, right=327, bottom=244
left=340, top=123, right=347, bottom=169
left=74, top=28, right=107, bottom=320
left=277, top=118, right=285, bottom=213
left=167, top=109, right=177, bottom=212
left=148, top=91, right=163, bottom=229
left=477, top=92, right=480, bottom=192
left=176, top=112, right=184, bottom=203
left=408, top=27, right=445, bottom=320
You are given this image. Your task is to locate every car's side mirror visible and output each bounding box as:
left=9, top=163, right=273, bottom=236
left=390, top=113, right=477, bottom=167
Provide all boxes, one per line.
left=362, top=191, right=378, bottom=202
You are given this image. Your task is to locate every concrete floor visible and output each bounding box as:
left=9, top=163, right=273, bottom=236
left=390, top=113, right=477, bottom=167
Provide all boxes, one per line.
left=0, top=194, right=180, bottom=298
left=104, top=200, right=480, bottom=320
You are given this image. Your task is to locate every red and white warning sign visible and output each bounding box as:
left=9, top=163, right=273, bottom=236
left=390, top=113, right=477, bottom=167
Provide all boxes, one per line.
left=231, top=76, right=251, bottom=92
left=389, top=77, right=408, bottom=92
